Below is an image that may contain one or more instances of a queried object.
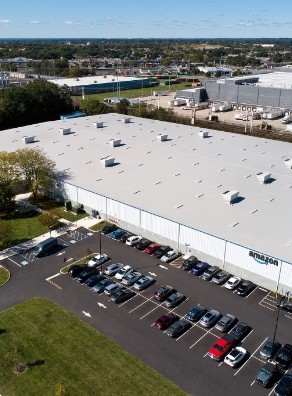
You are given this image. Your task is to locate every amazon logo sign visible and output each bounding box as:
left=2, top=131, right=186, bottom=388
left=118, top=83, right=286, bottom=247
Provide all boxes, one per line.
left=249, top=251, right=278, bottom=266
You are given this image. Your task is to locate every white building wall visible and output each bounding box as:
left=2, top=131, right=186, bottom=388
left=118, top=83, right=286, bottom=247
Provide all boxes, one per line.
left=140, top=211, right=179, bottom=242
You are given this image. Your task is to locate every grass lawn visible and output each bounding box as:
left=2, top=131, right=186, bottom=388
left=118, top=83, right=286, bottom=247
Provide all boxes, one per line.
left=0, top=266, right=9, bottom=285
left=0, top=299, right=188, bottom=396
left=83, top=82, right=194, bottom=102
left=89, top=220, right=109, bottom=232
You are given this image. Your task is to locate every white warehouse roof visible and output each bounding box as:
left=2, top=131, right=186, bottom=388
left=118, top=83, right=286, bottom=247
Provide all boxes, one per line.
left=1, top=114, right=291, bottom=263
left=49, top=75, right=148, bottom=87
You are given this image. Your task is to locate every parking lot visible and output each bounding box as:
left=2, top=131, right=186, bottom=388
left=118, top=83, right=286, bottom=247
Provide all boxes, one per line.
left=1, top=229, right=291, bottom=396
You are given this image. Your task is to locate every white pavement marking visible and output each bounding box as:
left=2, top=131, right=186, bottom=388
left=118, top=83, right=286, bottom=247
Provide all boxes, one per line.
left=189, top=326, right=214, bottom=349
left=261, top=300, right=276, bottom=308
left=246, top=286, right=258, bottom=299
left=56, top=252, right=65, bottom=256
left=259, top=303, right=275, bottom=311
left=140, top=305, right=159, bottom=319
left=259, top=291, right=271, bottom=305
left=250, top=380, right=255, bottom=386
left=46, top=273, right=61, bottom=281
left=119, top=295, right=137, bottom=307
left=7, top=257, right=21, bottom=267
left=259, top=287, right=268, bottom=292
left=176, top=327, right=192, bottom=341
left=82, top=311, right=91, bottom=317
left=149, top=272, right=157, bottom=276
left=97, top=302, right=107, bottom=309
left=234, top=337, right=268, bottom=377
left=285, top=314, right=292, bottom=320
left=158, top=265, right=168, bottom=269
left=129, top=299, right=149, bottom=313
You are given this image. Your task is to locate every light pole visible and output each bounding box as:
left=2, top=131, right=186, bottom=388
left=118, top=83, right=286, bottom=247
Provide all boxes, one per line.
left=99, top=230, right=103, bottom=274
left=273, top=292, right=289, bottom=349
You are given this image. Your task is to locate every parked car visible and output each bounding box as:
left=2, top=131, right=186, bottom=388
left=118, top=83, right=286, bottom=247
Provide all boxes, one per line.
left=135, top=239, right=152, bottom=251
left=191, top=262, right=209, bottom=276
left=68, top=264, right=87, bottom=277
left=154, top=285, right=175, bottom=301
left=154, top=313, right=178, bottom=330
left=153, top=246, right=172, bottom=259
left=276, top=300, right=292, bottom=313
left=224, top=347, right=247, bottom=368
left=101, top=223, right=117, bottom=235
left=126, top=235, right=142, bottom=246
left=122, top=271, right=142, bottom=286
left=104, top=282, right=123, bottom=296
left=207, top=334, right=237, bottom=361
left=186, top=305, right=208, bottom=322
left=229, top=322, right=249, bottom=342
left=161, top=250, right=180, bottom=263
left=75, top=266, right=97, bottom=283
left=224, top=276, right=242, bottom=290
left=104, top=263, right=123, bottom=276
left=87, top=253, right=108, bottom=267
left=253, top=113, right=261, bottom=120
left=84, top=274, right=105, bottom=287
left=133, top=276, right=155, bottom=291
left=166, top=319, right=190, bottom=338
left=274, top=373, right=292, bottom=396
left=164, top=292, right=185, bottom=308
left=115, top=265, right=132, bottom=280
left=260, top=339, right=280, bottom=360
left=199, top=310, right=220, bottom=328
left=255, top=362, right=277, bottom=387
left=110, top=229, right=127, bottom=240
left=111, top=288, right=135, bottom=303
left=215, top=314, right=236, bottom=332
left=212, top=271, right=231, bottom=285
left=92, top=278, right=114, bottom=293
left=119, top=231, right=134, bottom=243
left=144, top=243, right=161, bottom=255
left=236, top=280, right=254, bottom=296
left=274, top=344, right=292, bottom=369
left=201, top=266, right=221, bottom=281
left=181, top=256, right=198, bottom=271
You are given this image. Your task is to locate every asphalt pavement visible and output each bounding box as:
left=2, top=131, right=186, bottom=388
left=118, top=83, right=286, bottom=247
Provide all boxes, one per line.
left=0, top=228, right=291, bottom=396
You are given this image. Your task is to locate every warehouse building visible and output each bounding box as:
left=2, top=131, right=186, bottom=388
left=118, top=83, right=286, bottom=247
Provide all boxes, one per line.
left=1, top=114, right=291, bottom=294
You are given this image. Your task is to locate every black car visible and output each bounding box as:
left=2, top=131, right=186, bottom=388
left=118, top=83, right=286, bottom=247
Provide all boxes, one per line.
left=101, top=223, right=117, bottom=235
left=75, top=266, right=97, bottom=283
left=229, top=322, right=249, bottom=342
left=181, top=256, right=198, bottom=271
left=186, top=305, right=207, bottom=322
left=92, top=278, right=114, bottom=293
left=274, top=344, right=292, bottom=369
left=153, top=246, right=172, bottom=259
left=84, top=274, right=105, bottom=287
left=236, top=280, right=254, bottom=296
left=274, top=374, right=292, bottom=396
left=201, top=266, right=221, bottom=281
left=111, top=288, right=135, bottom=303
left=154, top=285, right=175, bottom=301
left=68, top=264, right=87, bottom=277
left=255, top=362, right=278, bottom=387
left=135, top=239, right=152, bottom=251
left=166, top=319, right=190, bottom=338
left=119, top=232, right=134, bottom=243
left=277, top=300, right=292, bottom=313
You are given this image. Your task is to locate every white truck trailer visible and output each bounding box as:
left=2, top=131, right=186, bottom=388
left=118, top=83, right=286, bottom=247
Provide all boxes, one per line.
left=281, top=114, right=292, bottom=124
left=153, top=90, right=169, bottom=96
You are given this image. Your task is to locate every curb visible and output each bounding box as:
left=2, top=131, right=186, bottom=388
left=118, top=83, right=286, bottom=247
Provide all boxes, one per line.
left=59, top=253, right=98, bottom=274
left=0, top=265, right=11, bottom=286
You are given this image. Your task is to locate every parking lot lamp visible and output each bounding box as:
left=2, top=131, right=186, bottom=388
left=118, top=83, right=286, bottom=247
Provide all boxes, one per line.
left=273, top=292, right=289, bottom=348
left=99, top=230, right=103, bottom=274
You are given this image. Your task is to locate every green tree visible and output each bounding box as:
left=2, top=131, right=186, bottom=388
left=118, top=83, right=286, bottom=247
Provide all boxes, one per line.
left=15, top=148, right=56, bottom=201
left=79, top=99, right=110, bottom=115
left=116, top=99, right=130, bottom=115
left=0, top=220, right=14, bottom=248
left=0, top=151, right=20, bottom=208
left=38, top=212, right=59, bottom=230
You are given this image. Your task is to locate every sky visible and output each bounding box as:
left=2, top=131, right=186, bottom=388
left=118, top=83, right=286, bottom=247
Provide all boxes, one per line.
left=0, top=0, right=292, bottom=39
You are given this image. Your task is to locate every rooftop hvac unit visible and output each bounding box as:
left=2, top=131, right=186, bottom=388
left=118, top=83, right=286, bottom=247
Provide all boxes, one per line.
left=122, top=117, right=131, bottom=123
left=156, top=134, right=168, bottom=141
left=284, top=159, right=292, bottom=169
left=93, top=121, right=103, bottom=128
left=198, top=130, right=209, bottom=138
left=22, top=136, right=35, bottom=144
left=222, top=190, right=239, bottom=204
left=109, top=139, right=121, bottom=147
left=100, top=156, right=115, bottom=167
left=59, top=127, right=71, bottom=135
left=256, top=172, right=271, bottom=184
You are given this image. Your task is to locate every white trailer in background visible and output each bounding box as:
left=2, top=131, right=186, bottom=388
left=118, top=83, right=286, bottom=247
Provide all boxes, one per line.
left=153, top=90, right=169, bottom=96
left=262, top=109, right=283, bottom=120
left=172, top=99, right=186, bottom=106
left=211, top=103, right=221, bottom=112
left=281, top=114, right=292, bottom=124
left=234, top=114, right=248, bottom=121
left=219, top=103, right=232, bottom=112
left=286, top=124, right=292, bottom=132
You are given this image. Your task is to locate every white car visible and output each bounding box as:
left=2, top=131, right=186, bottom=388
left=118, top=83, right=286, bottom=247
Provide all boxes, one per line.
left=87, top=253, right=108, bottom=267
left=224, top=347, right=247, bottom=367
left=224, top=276, right=242, bottom=290
left=160, top=250, right=180, bottom=263
left=182, top=106, right=191, bottom=110
left=115, top=265, right=132, bottom=280
left=126, top=235, right=142, bottom=246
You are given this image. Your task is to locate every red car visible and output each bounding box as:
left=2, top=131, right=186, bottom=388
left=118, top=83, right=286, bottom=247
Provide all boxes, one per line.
left=144, top=243, right=161, bottom=254
left=154, top=313, right=178, bottom=330
left=207, top=334, right=236, bottom=361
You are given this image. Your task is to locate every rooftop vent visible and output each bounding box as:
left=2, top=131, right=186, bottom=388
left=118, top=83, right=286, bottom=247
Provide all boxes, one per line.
left=100, top=156, right=115, bottom=167
left=156, top=133, right=168, bottom=141
left=122, top=117, right=131, bottom=123
left=174, top=204, right=183, bottom=209
left=222, top=190, right=239, bottom=204
left=198, top=130, right=209, bottom=138
left=22, top=136, right=35, bottom=144
left=256, top=172, right=271, bottom=184
left=109, top=139, right=121, bottom=147
left=284, top=159, right=292, bottom=169
left=93, top=121, right=104, bottom=128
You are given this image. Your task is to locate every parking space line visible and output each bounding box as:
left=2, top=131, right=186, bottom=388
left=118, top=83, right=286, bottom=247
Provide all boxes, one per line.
left=252, top=355, right=266, bottom=364
left=241, top=329, right=253, bottom=343
left=261, top=301, right=276, bottom=308
left=265, top=298, right=277, bottom=304
left=119, top=295, right=138, bottom=307
left=7, top=257, right=21, bottom=267
left=129, top=299, right=149, bottom=313
left=258, top=287, right=268, bottom=292
left=285, top=314, right=292, bottom=320
left=245, top=286, right=258, bottom=299
left=250, top=380, right=255, bottom=386
left=189, top=327, right=215, bottom=349
left=140, top=305, right=159, bottom=319
left=259, top=291, right=271, bottom=305
left=234, top=337, right=268, bottom=377
left=176, top=326, right=193, bottom=341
